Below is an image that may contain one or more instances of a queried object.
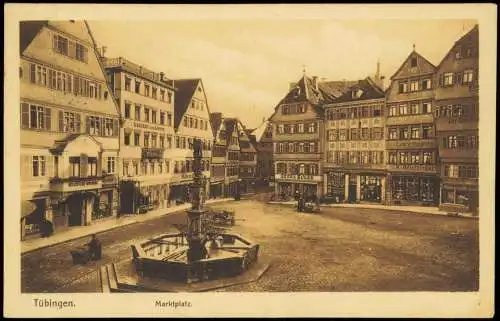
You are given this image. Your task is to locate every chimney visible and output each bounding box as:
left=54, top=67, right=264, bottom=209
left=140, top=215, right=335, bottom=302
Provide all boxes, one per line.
left=312, top=76, right=319, bottom=91
left=139, top=66, right=143, bottom=75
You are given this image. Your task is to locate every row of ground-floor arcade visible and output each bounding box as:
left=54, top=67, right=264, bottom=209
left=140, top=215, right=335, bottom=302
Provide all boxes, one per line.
left=275, top=172, right=478, bottom=213
left=21, top=187, right=118, bottom=241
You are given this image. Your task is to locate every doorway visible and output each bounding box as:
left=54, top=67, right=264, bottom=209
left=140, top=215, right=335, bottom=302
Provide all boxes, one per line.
left=348, top=184, right=357, bottom=202
left=67, top=195, right=83, bottom=226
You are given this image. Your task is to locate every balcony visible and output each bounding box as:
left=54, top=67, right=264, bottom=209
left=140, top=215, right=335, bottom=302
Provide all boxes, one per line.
left=275, top=174, right=322, bottom=182
left=386, top=139, right=436, bottom=150
left=436, top=117, right=479, bottom=132
left=387, top=164, right=438, bottom=173
left=438, top=148, right=478, bottom=160
left=50, top=176, right=103, bottom=192
left=141, top=147, right=164, bottom=160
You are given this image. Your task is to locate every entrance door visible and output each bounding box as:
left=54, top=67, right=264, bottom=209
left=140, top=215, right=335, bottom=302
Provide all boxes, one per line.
left=67, top=196, right=83, bottom=226
left=348, top=184, right=357, bottom=202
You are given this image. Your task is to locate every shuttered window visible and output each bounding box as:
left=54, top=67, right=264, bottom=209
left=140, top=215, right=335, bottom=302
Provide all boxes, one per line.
left=21, top=103, right=51, bottom=130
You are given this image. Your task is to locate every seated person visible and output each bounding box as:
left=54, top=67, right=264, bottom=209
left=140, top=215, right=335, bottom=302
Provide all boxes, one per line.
left=87, top=234, right=102, bottom=260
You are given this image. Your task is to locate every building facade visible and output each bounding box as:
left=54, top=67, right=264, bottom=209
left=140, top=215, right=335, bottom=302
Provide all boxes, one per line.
left=223, top=118, right=241, bottom=198
left=209, top=112, right=227, bottom=198
left=237, top=120, right=258, bottom=194
left=323, top=78, right=386, bottom=203
left=170, top=79, right=213, bottom=203
left=103, top=56, right=176, bottom=214
left=20, top=20, right=120, bottom=239
left=270, top=75, right=329, bottom=200
left=434, top=25, right=479, bottom=214
left=385, top=49, right=439, bottom=206
left=250, top=120, right=274, bottom=188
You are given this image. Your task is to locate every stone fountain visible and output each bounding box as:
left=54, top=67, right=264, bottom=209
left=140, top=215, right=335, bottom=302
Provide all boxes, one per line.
left=99, top=139, right=270, bottom=292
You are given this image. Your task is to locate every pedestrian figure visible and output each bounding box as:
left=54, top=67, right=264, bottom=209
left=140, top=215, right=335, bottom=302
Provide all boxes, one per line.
left=40, top=218, right=53, bottom=238
left=87, top=234, right=102, bottom=261
left=294, top=190, right=300, bottom=201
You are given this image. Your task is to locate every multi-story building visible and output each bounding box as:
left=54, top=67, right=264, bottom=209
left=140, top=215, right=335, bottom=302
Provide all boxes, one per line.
left=385, top=48, right=439, bottom=206
left=323, top=78, right=386, bottom=203
left=170, top=79, right=213, bottom=203
left=103, top=56, right=176, bottom=214
left=209, top=112, right=227, bottom=198
left=20, top=20, right=120, bottom=239
left=270, top=74, right=352, bottom=200
left=237, top=120, right=258, bottom=194
left=434, top=25, right=479, bottom=214
left=222, top=118, right=241, bottom=198
left=248, top=119, right=274, bottom=188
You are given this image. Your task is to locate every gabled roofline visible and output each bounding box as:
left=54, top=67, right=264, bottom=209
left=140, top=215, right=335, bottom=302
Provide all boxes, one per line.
left=435, top=24, right=479, bottom=71
left=389, top=50, right=436, bottom=80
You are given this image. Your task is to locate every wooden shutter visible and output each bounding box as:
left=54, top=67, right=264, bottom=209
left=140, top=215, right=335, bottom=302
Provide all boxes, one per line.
left=113, top=119, right=119, bottom=137
left=59, top=110, right=64, bottom=131
left=66, top=75, right=72, bottom=93
left=81, top=155, right=88, bottom=177
left=21, top=103, right=30, bottom=128
left=68, top=40, right=76, bottom=59
left=29, top=63, right=36, bottom=83
left=74, top=76, right=79, bottom=95
left=52, top=33, right=58, bottom=51
left=86, top=116, right=91, bottom=134
left=45, top=107, right=51, bottom=130
left=47, top=69, right=53, bottom=89
left=76, top=113, right=82, bottom=133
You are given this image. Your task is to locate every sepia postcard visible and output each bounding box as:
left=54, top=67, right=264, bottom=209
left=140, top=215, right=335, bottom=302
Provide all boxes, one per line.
left=4, top=3, right=496, bottom=318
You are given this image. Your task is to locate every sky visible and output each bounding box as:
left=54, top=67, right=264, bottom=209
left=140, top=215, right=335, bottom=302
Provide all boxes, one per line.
left=89, top=19, right=477, bottom=129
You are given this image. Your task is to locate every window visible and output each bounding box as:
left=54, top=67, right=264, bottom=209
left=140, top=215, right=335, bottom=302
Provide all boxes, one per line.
left=135, top=105, right=141, bottom=120
left=167, top=113, right=172, bottom=126
left=361, top=128, right=369, bottom=140
left=444, top=72, right=454, bottom=86
left=69, top=157, right=80, bottom=177
left=124, top=103, right=131, bottom=119
left=133, top=162, right=139, bottom=175
left=410, top=57, right=417, bottom=68
left=423, top=151, right=433, bottom=164
left=159, top=136, right=165, bottom=148
left=125, top=77, right=131, bottom=91
left=399, top=152, right=408, bottom=164
left=107, top=157, right=116, bottom=174
left=410, top=103, right=419, bottom=115
left=339, top=129, right=347, bottom=141
left=399, top=104, right=408, bottom=115
left=135, top=80, right=141, bottom=94
left=167, top=136, right=172, bottom=148
left=297, top=123, right=304, bottom=133
left=158, top=162, right=163, bottom=174
left=25, top=104, right=50, bottom=130
left=167, top=92, right=172, bottom=104
left=452, top=105, right=464, bottom=117
left=144, top=108, right=150, bottom=122
left=152, top=87, right=157, bottom=99
left=145, top=84, right=150, bottom=97
left=189, top=118, right=194, bottom=128
left=54, top=34, right=68, bottom=55
left=410, top=152, right=420, bottom=164
left=328, top=129, right=338, bottom=141
left=422, top=102, right=432, bottom=114
left=411, top=127, right=420, bottom=139
left=144, top=133, right=150, bottom=147
left=75, top=43, right=87, bottom=62
left=389, top=152, right=397, bottom=164
left=103, top=118, right=113, bottom=136
left=349, top=151, right=358, bottom=164
left=32, top=156, right=46, bottom=177
left=463, top=69, right=474, bottom=84
left=151, top=110, right=157, bottom=124
left=308, top=122, right=316, bottom=133
left=399, top=82, right=408, bottom=93
left=62, top=111, right=79, bottom=133
left=124, top=132, right=131, bottom=145
left=151, top=134, right=157, bottom=147
left=372, top=127, right=383, bottom=140
left=400, top=127, right=409, bottom=140
left=389, top=105, right=398, bottom=116
left=278, top=124, right=284, bottom=134
left=89, top=116, right=101, bottom=135
left=422, top=125, right=433, bottom=139
left=422, top=79, right=432, bottom=90
left=446, top=135, right=457, bottom=148
left=160, top=112, right=165, bottom=125
left=410, top=80, right=419, bottom=92
left=134, top=132, right=140, bottom=146
left=183, top=117, right=188, bottom=127
left=88, top=157, right=97, bottom=176
left=373, top=107, right=382, bottom=117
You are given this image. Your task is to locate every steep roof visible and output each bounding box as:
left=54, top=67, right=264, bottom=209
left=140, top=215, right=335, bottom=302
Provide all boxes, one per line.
left=237, top=120, right=256, bottom=153
left=20, top=21, right=47, bottom=54
left=329, top=77, right=385, bottom=104
left=390, top=50, right=436, bottom=80
left=436, top=24, right=479, bottom=70
left=318, top=80, right=359, bottom=103
left=209, top=112, right=223, bottom=139
left=173, top=79, right=201, bottom=130
left=250, top=119, right=269, bottom=142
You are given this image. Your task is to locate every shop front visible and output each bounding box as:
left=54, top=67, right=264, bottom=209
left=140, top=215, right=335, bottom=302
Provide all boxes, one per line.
left=389, top=175, right=438, bottom=206
left=325, top=171, right=346, bottom=202
left=275, top=174, right=323, bottom=201
left=210, top=178, right=224, bottom=199
left=440, top=182, right=478, bottom=215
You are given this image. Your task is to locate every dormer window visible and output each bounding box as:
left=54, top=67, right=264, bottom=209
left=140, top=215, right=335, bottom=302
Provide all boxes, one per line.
left=293, top=86, right=301, bottom=97
left=410, top=57, right=417, bottom=67
left=455, top=51, right=462, bottom=59
left=352, top=89, right=363, bottom=99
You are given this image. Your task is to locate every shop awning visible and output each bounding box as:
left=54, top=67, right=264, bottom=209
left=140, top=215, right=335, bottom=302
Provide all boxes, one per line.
left=21, top=200, right=37, bottom=219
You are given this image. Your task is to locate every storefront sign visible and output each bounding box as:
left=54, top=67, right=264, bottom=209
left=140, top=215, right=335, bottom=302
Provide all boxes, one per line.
left=275, top=174, right=322, bottom=182
left=134, top=122, right=166, bottom=132
left=388, top=164, right=437, bottom=172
